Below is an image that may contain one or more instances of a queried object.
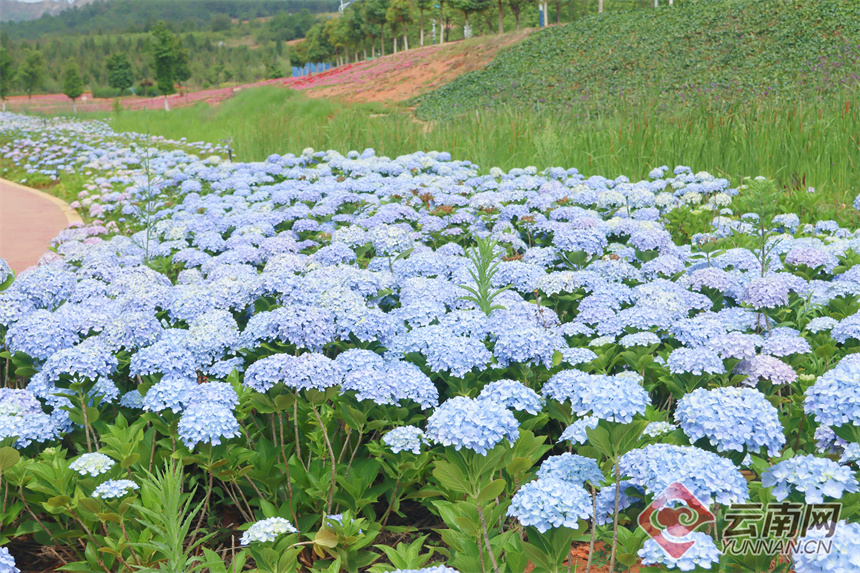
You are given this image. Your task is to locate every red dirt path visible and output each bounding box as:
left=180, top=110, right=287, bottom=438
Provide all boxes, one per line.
left=0, top=179, right=79, bottom=272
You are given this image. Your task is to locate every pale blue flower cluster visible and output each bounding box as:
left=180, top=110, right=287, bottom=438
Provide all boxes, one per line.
left=620, top=444, right=749, bottom=505
left=239, top=517, right=298, bottom=545
left=477, top=379, right=544, bottom=414
left=92, top=479, right=139, bottom=499
left=0, top=547, right=19, bottom=573
left=507, top=477, right=593, bottom=533
left=792, top=520, right=860, bottom=573
left=761, top=455, right=859, bottom=503
left=562, top=372, right=650, bottom=423
left=70, top=453, right=115, bottom=477
left=425, top=396, right=519, bottom=455
left=804, top=355, right=860, bottom=427
left=535, top=453, right=604, bottom=486
left=675, top=387, right=785, bottom=455
left=383, top=426, right=426, bottom=455
left=638, top=532, right=721, bottom=571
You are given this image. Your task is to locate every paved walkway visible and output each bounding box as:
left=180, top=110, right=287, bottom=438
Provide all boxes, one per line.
left=0, top=179, right=81, bottom=273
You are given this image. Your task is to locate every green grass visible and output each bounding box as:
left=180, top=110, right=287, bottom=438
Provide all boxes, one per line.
left=86, top=86, right=860, bottom=226
left=415, top=0, right=860, bottom=119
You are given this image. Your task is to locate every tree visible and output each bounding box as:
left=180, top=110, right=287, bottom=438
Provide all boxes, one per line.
left=106, top=52, right=134, bottom=97
left=62, top=58, right=84, bottom=113
left=19, top=49, right=43, bottom=99
left=452, top=0, right=491, bottom=37
left=507, top=0, right=527, bottom=30
left=496, top=0, right=505, bottom=34
left=0, top=48, right=13, bottom=112
left=416, top=0, right=433, bottom=46
left=386, top=0, right=413, bottom=52
left=173, top=37, right=191, bottom=90
left=151, top=20, right=177, bottom=110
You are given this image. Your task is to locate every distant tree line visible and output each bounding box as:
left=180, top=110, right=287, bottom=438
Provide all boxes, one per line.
left=295, top=0, right=671, bottom=65
left=1, top=0, right=340, bottom=41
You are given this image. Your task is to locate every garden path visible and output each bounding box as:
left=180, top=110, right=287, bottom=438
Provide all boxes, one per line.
left=0, top=178, right=81, bottom=273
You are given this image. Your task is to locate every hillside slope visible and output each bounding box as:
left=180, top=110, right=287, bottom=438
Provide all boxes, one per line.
left=415, top=0, right=860, bottom=119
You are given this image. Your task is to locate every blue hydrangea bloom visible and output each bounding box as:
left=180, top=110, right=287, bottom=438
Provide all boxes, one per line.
left=341, top=360, right=438, bottom=409
left=792, top=520, right=860, bottom=573
left=535, top=453, right=604, bottom=486
left=70, top=453, right=115, bottom=477
left=177, top=401, right=241, bottom=450
left=507, top=477, right=593, bottom=533
left=0, top=546, right=19, bottom=573
left=92, top=479, right=139, bottom=499
left=244, top=352, right=342, bottom=393
left=804, top=356, right=860, bottom=427
left=383, top=426, right=426, bottom=455
left=620, top=444, right=749, bottom=505
left=477, top=379, right=544, bottom=415
left=638, top=532, right=721, bottom=571
left=559, top=415, right=599, bottom=444
left=425, top=396, right=519, bottom=455
left=239, top=517, right=298, bottom=545
left=761, top=455, right=859, bottom=504
left=563, top=372, right=650, bottom=423
left=667, top=347, right=726, bottom=375
left=675, top=387, right=785, bottom=456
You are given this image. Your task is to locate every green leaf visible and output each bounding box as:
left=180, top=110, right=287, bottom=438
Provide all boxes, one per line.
left=432, top=461, right=471, bottom=496
left=0, top=447, right=20, bottom=472
left=476, top=479, right=506, bottom=504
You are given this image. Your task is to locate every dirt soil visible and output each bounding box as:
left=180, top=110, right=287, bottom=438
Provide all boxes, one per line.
left=293, top=29, right=534, bottom=103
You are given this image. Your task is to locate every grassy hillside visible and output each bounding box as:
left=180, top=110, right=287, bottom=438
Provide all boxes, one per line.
left=416, top=0, right=860, bottom=118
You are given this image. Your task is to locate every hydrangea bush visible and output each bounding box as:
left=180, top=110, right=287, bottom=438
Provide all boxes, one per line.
left=0, top=112, right=857, bottom=571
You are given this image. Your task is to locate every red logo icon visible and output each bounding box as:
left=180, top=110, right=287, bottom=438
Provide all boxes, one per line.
left=638, top=482, right=715, bottom=558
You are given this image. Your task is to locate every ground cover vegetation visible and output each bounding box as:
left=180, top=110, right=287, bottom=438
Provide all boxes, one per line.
left=415, top=0, right=860, bottom=119
left=0, top=105, right=860, bottom=571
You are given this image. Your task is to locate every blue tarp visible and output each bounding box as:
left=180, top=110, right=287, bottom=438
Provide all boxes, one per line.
left=291, top=62, right=334, bottom=77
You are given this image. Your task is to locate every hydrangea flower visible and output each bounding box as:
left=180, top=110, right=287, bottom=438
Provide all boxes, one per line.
left=244, top=352, right=342, bottom=394
left=744, top=275, right=790, bottom=309
left=559, top=415, right=599, bottom=444
left=0, top=547, right=19, bottom=573
left=239, top=517, right=298, bottom=545
left=535, top=453, right=604, bottom=486
left=667, top=347, right=726, bottom=375
left=675, top=387, right=785, bottom=456
left=620, top=444, right=749, bottom=505
left=761, top=455, right=859, bottom=503
left=383, top=426, right=426, bottom=455
left=792, top=520, right=860, bottom=573
left=507, top=478, right=593, bottom=533
left=638, top=532, right=721, bottom=571
left=177, top=400, right=241, bottom=450
left=562, top=372, right=650, bottom=423
left=425, top=396, right=519, bottom=455
left=70, top=453, right=115, bottom=477
left=92, top=479, right=139, bottom=499
left=643, top=421, right=677, bottom=437
left=477, top=379, right=544, bottom=415
left=805, top=356, right=860, bottom=427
